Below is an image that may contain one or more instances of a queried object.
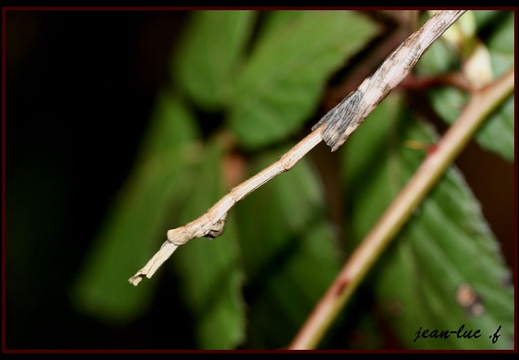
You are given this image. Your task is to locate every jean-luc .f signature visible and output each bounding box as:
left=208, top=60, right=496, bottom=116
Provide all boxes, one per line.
left=414, top=324, right=502, bottom=344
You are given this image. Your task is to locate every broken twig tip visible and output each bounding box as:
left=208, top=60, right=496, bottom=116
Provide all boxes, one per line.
left=128, top=242, right=179, bottom=286
left=129, top=274, right=145, bottom=286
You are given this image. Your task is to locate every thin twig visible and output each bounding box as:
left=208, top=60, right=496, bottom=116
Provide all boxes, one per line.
left=129, top=10, right=466, bottom=286
left=288, top=68, right=514, bottom=349
left=129, top=128, right=324, bottom=285
left=314, top=10, right=467, bottom=150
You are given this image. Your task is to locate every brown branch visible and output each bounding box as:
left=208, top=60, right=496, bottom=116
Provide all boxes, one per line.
left=288, top=67, right=514, bottom=349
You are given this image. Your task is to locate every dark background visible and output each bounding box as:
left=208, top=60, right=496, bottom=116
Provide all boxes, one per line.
left=5, top=10, right=196, bottom=350
left=4, top=9, right=515, bottom=350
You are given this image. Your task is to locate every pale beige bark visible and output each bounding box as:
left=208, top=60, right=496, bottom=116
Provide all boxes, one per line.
left=129, top=10, right=467, bottom=286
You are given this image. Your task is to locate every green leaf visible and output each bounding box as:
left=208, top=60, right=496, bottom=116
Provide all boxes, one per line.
left=342, top=95, right=514, bottom=350
left=229, top=10, right=377, bottom=149
left=172, top=139, right=246, bottom=349
left=471, top=10, right=502, bottom=29
left=173, top=10, right=256, bottom=110
left=235, top=148, right=342, bottom=348
left=415, top=33, right=460, bottom=77
left=417, top=10, right=514, bottom=162
left=71, top=91, right=200, bottom=323
left=472, top=95, right=513, bottom=162
left=471, top=10, right=514, bottom=162
left=484, top=10, right=514, bottom=78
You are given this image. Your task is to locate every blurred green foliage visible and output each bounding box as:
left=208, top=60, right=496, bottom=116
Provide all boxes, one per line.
left=72, top=10, right=514, bottom=350
left=343, top=96, right=514, bottom=349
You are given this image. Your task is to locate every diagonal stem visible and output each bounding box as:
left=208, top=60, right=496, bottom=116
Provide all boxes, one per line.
left=288, top=67, right=514, bottom=350
left=129, top=10, right=466, bottom=286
